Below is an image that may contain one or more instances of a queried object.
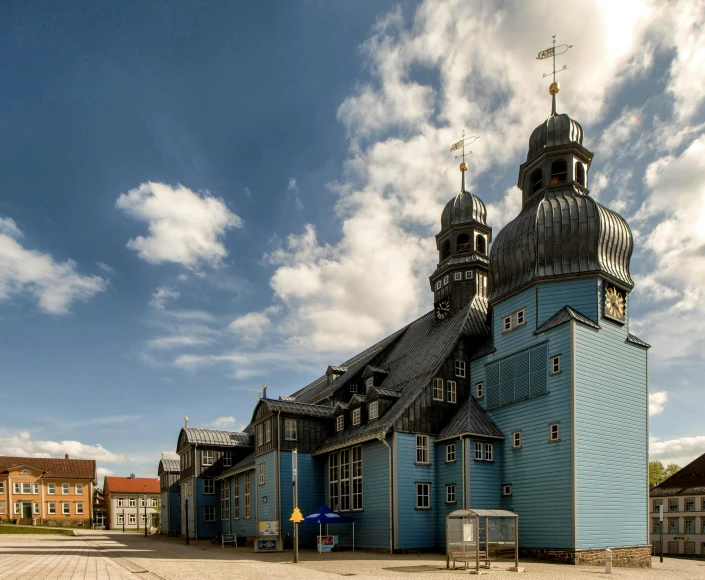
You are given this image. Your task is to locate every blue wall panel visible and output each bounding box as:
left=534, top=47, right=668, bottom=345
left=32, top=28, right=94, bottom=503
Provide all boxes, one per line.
left=435, top=439, right=463, bottom=547
left=537, top=279, right=598, bottom=326
left=280, top=451, right=325, bottom=548
left=256, top=452, right=277, bottom=524
left=469, top=438, right=502, bottom=509
left=196, top=477, right=220, bottom=538
left=228, top=471, right=256, bottom=538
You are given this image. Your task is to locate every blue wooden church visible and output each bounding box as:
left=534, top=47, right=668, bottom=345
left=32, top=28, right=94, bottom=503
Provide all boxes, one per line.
left=168, top=88, right=651, bottom=565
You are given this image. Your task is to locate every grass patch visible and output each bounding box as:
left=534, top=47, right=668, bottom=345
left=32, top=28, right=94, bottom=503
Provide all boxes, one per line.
left=0, top=524, right=74, bottom=536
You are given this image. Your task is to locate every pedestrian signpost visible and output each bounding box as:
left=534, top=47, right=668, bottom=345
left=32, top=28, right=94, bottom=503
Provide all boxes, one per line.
left=291, top=449, right=299, bottom=563
left=659, top=504, right=663, bottom=563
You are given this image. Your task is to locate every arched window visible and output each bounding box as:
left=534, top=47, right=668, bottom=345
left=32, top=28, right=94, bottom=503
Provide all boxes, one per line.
left=550, top=160, right=568, bottom=184
left=530, top=168, right=543, bottom=193
left=457, top=233, right=471, bottom=252
left=576, top=162, right=585, bottom=186
left=441, top=240, right=451, bottom=261
left=476, top=235, right=486, bottom=254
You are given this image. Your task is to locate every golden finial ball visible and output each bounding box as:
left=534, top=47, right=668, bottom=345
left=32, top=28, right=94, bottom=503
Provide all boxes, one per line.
left=460, top=162, right=468, bottom=172
left=549, top=81, right=560, bottom=95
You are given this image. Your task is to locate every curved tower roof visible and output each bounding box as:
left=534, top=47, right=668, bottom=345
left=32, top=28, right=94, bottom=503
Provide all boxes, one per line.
left=441, top=191, right=487, bottom=229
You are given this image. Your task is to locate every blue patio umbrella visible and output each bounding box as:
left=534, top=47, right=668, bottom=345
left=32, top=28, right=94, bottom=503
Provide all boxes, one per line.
left=302, top=505, right=355, bottom=551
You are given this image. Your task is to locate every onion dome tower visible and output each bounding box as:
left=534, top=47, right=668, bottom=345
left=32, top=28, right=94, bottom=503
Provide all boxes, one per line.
left=488, top=76, right=634, bottom=315
left=429, top=143, right=492, bottom=321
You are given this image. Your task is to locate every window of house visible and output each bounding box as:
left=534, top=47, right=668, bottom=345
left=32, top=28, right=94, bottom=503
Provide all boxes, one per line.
left=118, top=497, right=124, bottom=507
left=285, top=419, right=298, bottom=440
left=503, top=316, right=512, bottom=331
left=245, top=475, right=251, bottom=519
left=62, top=502, right=71, bottom=515
left=258, top=464, right=265, bottom=486
left=476, top=272, right=488, bottom=298
left=127, top=514, right=135, bottom=524
left=265, top=420, right=271, bottom=443
left=474, top=441, right=483, bottom=460
left=435, top=280, right=442, bottom=290
left=685, top=497, right=695, bottom=511
left=503, top=484, right=512, bottom=496
left=454, top=272, right=462, bottom=281
left=47, top=502, right=56, bottom=515
left=13, top=483, right=19, bottom=494
left=652, top=518, right=661, bottom=533
left=129, top=498, right=136, bottom=507
left=433, top=378, right=444, bottom=401
left=530, top=168, right=543, bottom=193
left=117, top=513, right=123, bottom=524
left=551, top=355, right=561, bottom=375
left=204, top=479, right=215, bottom=495
left=221, top=480, right=230, bottom=521
left=223, top=451, right=232, bottom=467
left=256, top=424, right=263, bottom=447
left=202, top=450, right=213, bottom=466
left=32, top=503, right=39, bottom=515
left=349, top=382, right=358, bottom=394
left=21, top=482, right=31, bottom=494
left=234, top=477, right=240, bottom=519
left=75, top=484, right=83, bottom=495
left=365, top=376, right=374, bottom=389
left=484, top=443, right=493, bottom=461
left=21, top=469, right=31, bottom=475
left=455, top=360, right=466, bottom=378
left=447, top=381, right=457, bottom=403
left=369, top=401, right=379, bottom=420
left=329, top=453, right=339, bottom=511
left=339, top=449, right=351, bottom=511
left=352, top=446, right=363, bottom=510
left=152, top=498, right=158, bottom=507
left=446, top=484, right=456, bottom=504
left=515, top=308, right=525, bottom=326
left=76, top=502, right=84, bottom=515
left=446, top=443, right=456, bottom=463
left=142, top=514, right=148, bottom=525
left=685, top=519, right=695, bottom=533
left=512, top=431, right=522, bottom=449
left=203, top=506, right=215, bottom=523
left=653, top=499, right=663, bottom=513
left=416, top=435, right=430, bottom=464
left=550, top=159, right=568, bottom=184
left=0, top=482, right=4, bottom=494
left=668, top=498, right=679, bottom=512
left=352, top=408, right=361, bottom=426
left=141, top=497, right=147, bottom=507
left=62, top=483, right=70, bottom=495
left=465, top=270, right=473, bottom=279
left=336, top=415, right=344, bottom=432
left=14, top=503, right=20, bottom=515
left=416, top=483, right=430, bottom=509
left=33, top=484, right=39, bottom=495
left=549, top=423, right=560, bottom=442
left=668, top=518, right=678, bottom=533
left=0, top=501, right=4, bottom=515
left=476, top=381, right=484, bottom=399
left=443, top=275, right=450, bottom=286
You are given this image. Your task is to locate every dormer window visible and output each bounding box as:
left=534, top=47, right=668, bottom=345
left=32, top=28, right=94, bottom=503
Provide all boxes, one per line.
left=531, top=168, right=542, bottom=193
left=454, top=272, right=462, bottom=281
left=550, top=160, right=568, bottom=184
left=435, top=280, right=442, bottom=290
left=365, top=376, right=374, bottom=389
left=443, top=275, right=449, bottom=286
left=352, top=408, right=361, bottom=426
left=369, top=401, right=379, bottom=420
left=336, top=415, right=344, bottom=432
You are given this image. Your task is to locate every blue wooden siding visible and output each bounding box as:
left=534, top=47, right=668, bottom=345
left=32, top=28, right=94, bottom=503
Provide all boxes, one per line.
left=436, top=439, right=463, bottom=547
left=574, top=291, right=648, bottom=548
left=537, top=279, right=598, bottom=326
left=181, top=476, right=194, bottom=538
left=161, top=492, right=169, bottom=532
left=226, top=471, right=256, bottom=538
left=197, top=476, right=220, bottom=538
left=163, top=490, right=180, bottom=534
left=256, top=452, right=277, bottom=523
left=396, top=432, right=438, bottom=549
left=280, top=451, right=326, bottom=548
left=469, top=437, right=501, bottom=509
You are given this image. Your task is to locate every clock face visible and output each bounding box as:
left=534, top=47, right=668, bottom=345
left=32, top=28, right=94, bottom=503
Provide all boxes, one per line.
left=434, top=298, right=451, bottom=320
left=604, top=285, right=625, bottom=322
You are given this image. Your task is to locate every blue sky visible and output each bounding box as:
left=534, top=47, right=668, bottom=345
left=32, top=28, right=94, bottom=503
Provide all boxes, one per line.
left=1, top=0, right=704, bottom=478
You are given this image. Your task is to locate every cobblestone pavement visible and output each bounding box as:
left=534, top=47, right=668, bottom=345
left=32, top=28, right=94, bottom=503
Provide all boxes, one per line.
left=0, top=531, right=704, bottom=580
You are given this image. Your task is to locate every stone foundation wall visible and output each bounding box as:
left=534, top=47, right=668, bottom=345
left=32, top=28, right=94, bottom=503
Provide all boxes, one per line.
left=520, top=546, right=651, bottom=568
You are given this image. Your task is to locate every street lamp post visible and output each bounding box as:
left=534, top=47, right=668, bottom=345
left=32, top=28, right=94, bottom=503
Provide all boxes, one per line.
left=144, top=495, right=148, bottom=538
left=122, top=508, right=125, bottom=533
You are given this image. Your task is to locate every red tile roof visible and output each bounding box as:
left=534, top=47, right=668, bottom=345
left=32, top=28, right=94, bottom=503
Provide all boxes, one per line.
left=0, top=456, right=96, bottom=481
left=104, top=476, right=159, bottom=494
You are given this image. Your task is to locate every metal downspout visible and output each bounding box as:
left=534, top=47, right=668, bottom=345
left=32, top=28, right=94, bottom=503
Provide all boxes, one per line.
left=277, top=410, right=281, bottom=540
left=379, top=433, right=393, bottom=554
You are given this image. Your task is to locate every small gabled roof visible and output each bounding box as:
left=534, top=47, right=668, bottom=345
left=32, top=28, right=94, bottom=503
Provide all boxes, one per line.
left=0, top=456, right=96, bottom=481
left=348, top=394, right=366, bottom=408
left=362, top=365, right=389, bottom=378
left=368, top=387, right=400, bottom=399
left=216, top=452, right=256, bottom=480
left=104, top=476, right=159, bottom=494
left=177, top=428, right=251, bottom=452
left=463, top=296, right=491, bottom=335
left=333, top=401, right=349, bottom=414
left=252, top=399, right=335, bottom=422
left=535, top=306, right=599, bottom=335
left=436, top=396, right=504, bottom=442
left=627, top=333, right=651, bottom=348
left=326, top=365, right=348, bottom=374
left=158, top=459, right=180, bottom=475
left=650, top=452, right=705, bottom=497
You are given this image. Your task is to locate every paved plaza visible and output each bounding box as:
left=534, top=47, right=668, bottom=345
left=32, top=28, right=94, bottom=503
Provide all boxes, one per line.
left=0, top=531, right=704, bottom=580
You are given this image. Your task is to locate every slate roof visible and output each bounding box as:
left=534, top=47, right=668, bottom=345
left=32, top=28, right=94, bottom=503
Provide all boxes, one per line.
left=104, top=476, right=160, bottom=494
left=255, top=399, right=335, bottom=419
left=436, top=396, right=504, bottom=442
left=650, top=452, right=705, bottom=497
left=313, top=299, right=489, bottom=455
left=158, top=459, right=180, bottom=474
left=463, top=296, right=490, bottom=335
left=181, top=428, right=251, bottom=447
left=0, top=456, right=96, bottom=481
left=373, top=388, right=400, bottom=399
left=535, top=306, right=600, bottom=335
left=627, top=333, right=651, bottom=348
left=216, top=452, right=256, bottom=480
left=327, top=366, right=348, bottom=374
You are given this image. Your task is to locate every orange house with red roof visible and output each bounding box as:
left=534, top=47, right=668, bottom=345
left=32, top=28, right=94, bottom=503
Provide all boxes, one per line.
left=104, top=475, right=160, bottom=531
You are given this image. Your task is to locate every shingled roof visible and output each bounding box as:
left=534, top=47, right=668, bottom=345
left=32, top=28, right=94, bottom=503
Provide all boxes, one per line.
left=0, top=456, right=96, bottom=481
left=252, top=399, right=335, bottom=420
left=436, top=396, right=504, bottom=442
left=314, top=299, right=490, bottom=455
left=104, top=476, right=160, bottom=494
left=179, top=428, right=251, bottom=448
left=158, top=458, right=180, bottom=474
left=650, top=451, right=705, bottom=497
left=535, top=305, right=599, bottom=335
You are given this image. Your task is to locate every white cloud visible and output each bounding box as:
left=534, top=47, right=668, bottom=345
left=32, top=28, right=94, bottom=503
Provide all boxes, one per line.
left=116, top=182, right=242, bottom=268
left=287, top=177, right=304, bottom=210
left=162, top=451, right=179, bottom=460
left=649, top=391, right=668, bottom=416
left=0, top=217, right=106, bottom=314
left=149, top=286, right=180, bottom=309
left=650, top=434, right=705, bottom=467
left=0, top=431, right=127, bottom=463
left=212, top=416, right=236, bottom=429
left=96, top=467, right=114, bottom=477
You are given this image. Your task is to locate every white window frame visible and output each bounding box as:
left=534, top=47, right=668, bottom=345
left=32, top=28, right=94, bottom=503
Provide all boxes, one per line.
left=549, top=422, right=560, bottom=442
left=141, top=514, right=148, bottom=525
left=62, top=502, right=71, bottom=515
left=477, top=271, right=488, bottom=298
left=202, top=449, right=214, bottom=466
left=13, top=483, right=19, bottom=494
left=512, top=431, right=522, bottom=449
left=223, top=451, right=232, bottom=467
left=368, top=401, right=379, bottom=420
left=141, top=497, right=147, bottom=507
left=454, top=272, right=462, bottom=281
left=551, top=355, right=561, bottom=375
left=0, top=501, right=4, bottom=515
left=245, top=474, right=251, bottom=519
left=454, top=360, right=466, bottom=378
left=474, top=441, right=483, bottom=460
left=151, top=497, right=158, bottom=507
left=684, top=518, right=696, bottom=533
left=234, top=477, right=240, bottom=520
left=653, top=499, right=663, bottom=512
left=668, top=498, right=679, bottom=512
left=446, top=484, right=456, bottom=504
left=365, top=376, right=374, bottom=389
left=503, top=315, right=512, bottom=332
left=285, top=418, right=298, bottom=441
left=484, top=443, right=494, bottom=461
left=48, top=502, right=56, bottom=515
left=117, top=514, right=124, bottom=525
left=204, top=506, right=215, bottom=523
left=33, top=483, right=39, bottom=495
left=22, top=482, right=31, bottom=494
left=328, top=453, right=339, bottom=511
left=433, top=378, right=444, bottom=401
left=62, top=483, right=70, bottom=495
left=476, top=381, right=484, bottom=399
left=204, top=479, right=215, bottom=495
left=339, top=449, right=350, bottom=512
left=0, top=482, right=4, bottom=494
left=416, top=482, right=431, bottom=509
left=336, top=415, right=344, bottom=432
left=503, top=484, right=513, bottom=496
left=435, top=280, right=442, bottom=290
left=14, top=502, right=20, bottom=515
left=258, top=464, right=265, bottom=486
left=351, top=445, right=363, bottom=511
left=515, top=308, right=526, bottom=327
left=75, top=483, right=84, bottom=495
left=256, top=424, right=263, bottom=447
left=352, top=408, right=361, bottom=426
left=76, top=502, right=84, bottom=515
left=117, top=497, right=124, bottom=507
left=129, top=497, right=136, bottom=507
left=349, top=382, right=358, bottom=394
left=265, top=420, right=271, bottom=443
left=33, top=502, right=39, bottom=515
left=47, top=483, right=55, bottom=495
left=446, top=443, right=456, bottom=463
left=465, top=270, right=473, bottom=280
left=443, top=275, right=449, bottom=286
left=21, top=469, right=31, bottom=475
left=221, top=480, right=230, bottom=521
left=447, top=380, right=457, bottom=403
left=129, top=514, right=136, bottom=525
left=416, top=435, right=430, bottom=464
left=685, top=497, right=695, bottom=511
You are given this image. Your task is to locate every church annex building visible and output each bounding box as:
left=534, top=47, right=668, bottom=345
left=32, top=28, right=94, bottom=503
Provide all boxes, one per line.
left=166, top=92, right=651, bottom=566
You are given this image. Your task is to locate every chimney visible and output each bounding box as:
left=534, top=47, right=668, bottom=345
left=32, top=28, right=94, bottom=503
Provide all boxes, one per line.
left=262, top=384, right=267, bottom=400
left=65, top=454, right=69, bottom=460
left=130, top=473, right=135, bottom=479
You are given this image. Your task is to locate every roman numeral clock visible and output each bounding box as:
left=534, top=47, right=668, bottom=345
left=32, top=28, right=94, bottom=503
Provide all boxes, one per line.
left=604, top=284, right=625, bottom=323
left=434, top=298, right=451, bottom=320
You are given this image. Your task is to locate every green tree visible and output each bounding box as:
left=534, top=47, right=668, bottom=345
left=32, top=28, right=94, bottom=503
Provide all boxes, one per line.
left=649, top=461, right=680, bottom=488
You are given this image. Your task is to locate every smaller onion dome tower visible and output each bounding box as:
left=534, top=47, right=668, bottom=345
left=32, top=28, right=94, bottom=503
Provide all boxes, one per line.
left=429, top=153, right=492, bottom=321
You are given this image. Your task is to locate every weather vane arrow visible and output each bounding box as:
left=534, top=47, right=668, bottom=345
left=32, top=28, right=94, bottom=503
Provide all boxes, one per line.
left=536, top=35, right=573, bottom=114
left=450, top=131, right=479, bottom=192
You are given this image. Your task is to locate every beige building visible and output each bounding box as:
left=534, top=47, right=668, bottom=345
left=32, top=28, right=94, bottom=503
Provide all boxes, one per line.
left=650, top=452, right=705, bottom=556
left=104, top=475, right=160, bottom=531
left=0, top=455, right=96, bottom=527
